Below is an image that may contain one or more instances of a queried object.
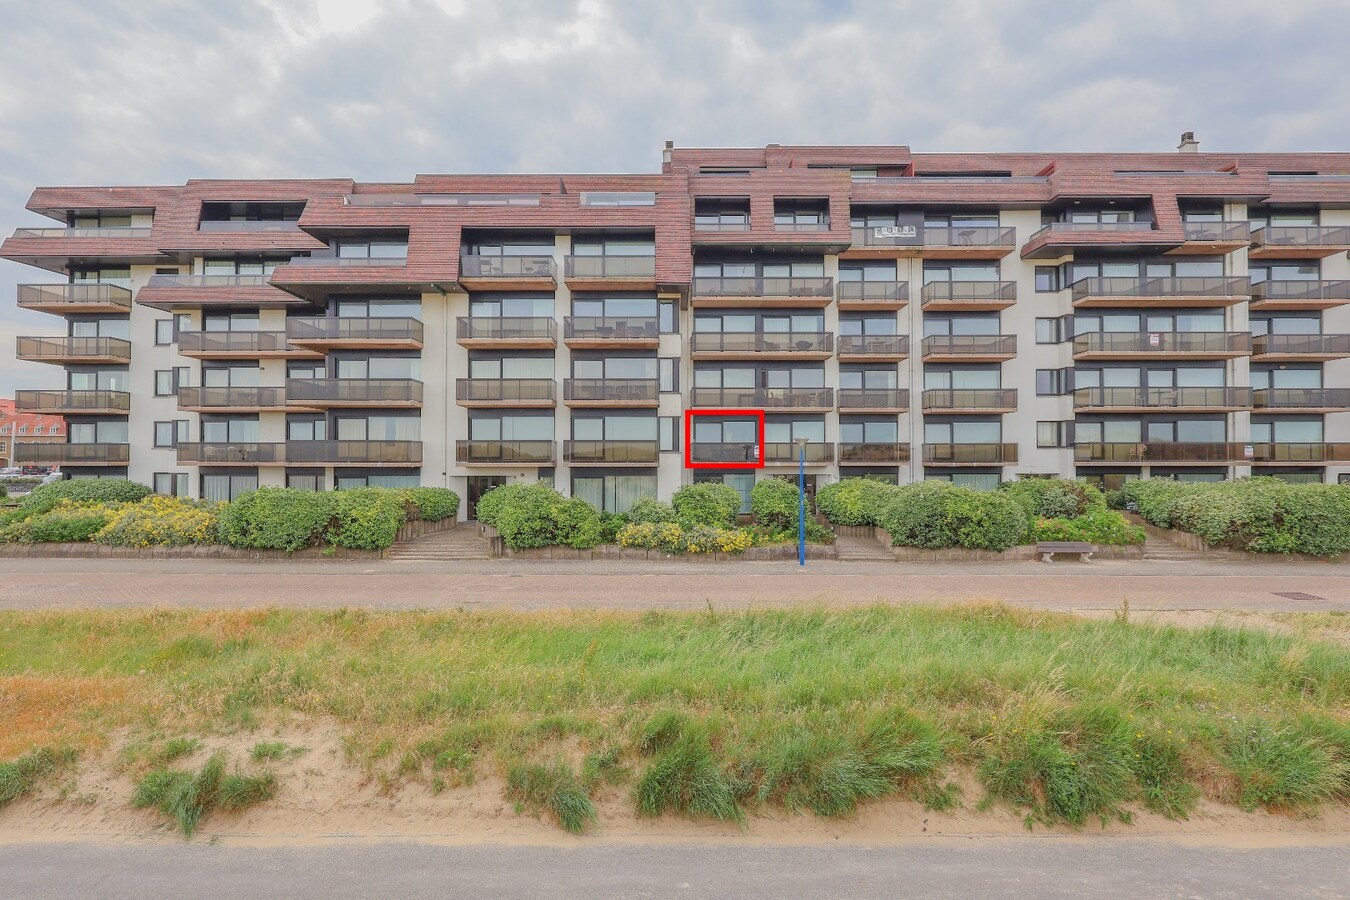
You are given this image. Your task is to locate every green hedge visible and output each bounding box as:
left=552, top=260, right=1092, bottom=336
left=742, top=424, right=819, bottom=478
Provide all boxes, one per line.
left=1, top=505, right=113, bottom=543
left=626, top=498, right=677, bottom=524
left=749, top=477, right=799, bottom=529
left=401, top=488, right=459, bottom=522
left=876, top=482, right=1028, bottom=551
left=671, top=483, right=741, bottom=527
left=481, top=483, right=605, bottom=551
left=1121, top=477, right=1350, bottom=557
left=1030, top=508, right=1145, bottom=546
left=815, top=478, right=896, bottom=527
left=998, top=478, right=1104, bottom=520
left=217, top=488, right=337, bottom=551
left=18, top=479, right=151, bottom=516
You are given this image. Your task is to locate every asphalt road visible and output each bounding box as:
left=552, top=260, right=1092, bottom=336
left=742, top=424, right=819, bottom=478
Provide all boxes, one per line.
left=0, top=839, right=1345, bottom=899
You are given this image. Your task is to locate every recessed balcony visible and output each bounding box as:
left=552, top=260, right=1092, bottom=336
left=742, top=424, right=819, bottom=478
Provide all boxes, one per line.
left=688, top=387, right=834, bottom=411
left=690, top=276, right=834, bottom=308
left=454, top=440, right=556, bottom=466
left=835, top=281, right=909, bottom=310
left=284, top=378, right=424, bottom=408
left=177, top=443, right=286, bottom=466
left=1074, top=442, right=1241, bottom=465
left=15, top=389, right=131, bottom=416
left=920, top=388, right=1017, bottom=414
left=455, top=316, right=557, bottom=349
left=844, top=226, right=1016, bottom=260
left=921, top=443, right=1018, bottom=466
left=563, top=440, right=660, bottom=465
left=1250, top=333, right=1350, bottom=361
left=458, top=255, right=556, bottom=290
left=1071, top=332, right=1250, bottom=360
left=177, top=386, right=293, bottom=413
left=1249, top=443, right=1350, bottom=464
left=1251, top=388, right=1350, bottom=413
left=562, top=317, right=660, bottom=349
left=1070, top=276, right=1251, bottom=308
left=2, top=227, right=157, bottom=272
left=762, top=442, right=835, bottom=465
left=1175, top=221, right=1251, bottom=254
left=837, top=334, right=909, bottom=361
left=1249, top=225, right=1350, bottom=259
left=919, top=281, right=1016, bottom=312
left=16, top=336, right=131, bottom=365
left=135, top=274, right=301, bottom=311
left=286, top=440, right=423, bottom=466
left=562, top=255, right=656, bottom=290
left=285, top=317, right=424, bottom=350
left=178, top=331, right=322, bottom=359
left=13, top=442, right=130, bottom=467
left=921, top=334, right=1016, bottom=362
left=839, top=443, right=911, bottom=465
left=455, top=378, right=557, bottom=408
left=1021, top=221, right=1157, bottom=258
left=18, top=283, right=132, bottom=314
left=689, top=332, right=833, bottom=360
left=562, top=378, right=659, bottom=407
left=1250, top=280, right=1350, bottom=311
left=837, top=388, right=909, bottom=413
left=1072, top=386, right=1251, bottom=413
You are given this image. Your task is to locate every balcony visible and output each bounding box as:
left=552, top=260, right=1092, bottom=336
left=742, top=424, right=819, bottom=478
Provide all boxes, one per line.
left=18, top=283, right=132, bottom=314
left=688, top=387, right=834, bottom=411
left=688, top=442, right=764, bottom=465
left=459, top=255, right=556, bottom=290
left=456, top=316, right=557, bottom=349
left=1177, top=221, right=1251, bottom=254
left=455, top=440, right=556, bottom=466
left=838, top=443, right=911, bottom=465
left=16, top=336, right=131, bottom=364
left=690, top=276, right=834, bottom=308
left=562, top=317, right=660, bottom=349
left=836, top=281, right=909, bottom=310
left=285, top=378, right=424, bottom=408
left=455, top=378, right=557, bottom=408
left=1251, top=388, right=1350, bottom=413
left=1071, top=332, right=1250, bottom=360
left=845, top=226, right=1017, bottom=260
left=921, top=334, right=1016, bottom=362
left=11, top=226, right=151, bottom=239
left=1251, top=333, right=1350, bottom=361
left=1250, top=280, right=1350, bottom=311
left=197, top=221, right=303, bottom=233
left=1070, top=276, right=1251, bottom=308
left=562, top=255, right=656, bottom=290
left=177, top=443, right=286, bottom=466
left=920, top=388, right=1017, bottom=414
left=563, top=440, right=660, bottom=465
left=1249, top=225, right=1350, bottom=259
left=689, top=331, right=833, bottom=360
left=177, top=386, right=292, bottom=413
left=13, top=442, right=130, bottom=467
left=563, top=378, right=659, bottom=407
left=14, top=390, right=131, bottom=416
left=1073, top=386, right=1251, bottom=412
left=1021, top=221, right=1156, bottom=258
left=135, top=274, right=300, bottom=310
left=919, top=281, right=1016, bottom=312
left=1073, top=443, right=1240, bottom=465
left=922, top=443, right=1018, bottom=466
left=837, top=334, right=909, bottom=361
left=286, top=440, right=423, bottom=466
left=1, top=227, right=158, bottom=272
left=178, top=331, right=322, bottom=359
left=1250, top=443, right=1350, bottom=464
left=285, top=317, right=424, bottom=350
left=762, top=442, right=835, bottom=465
left=837, top=388, right=909, bottom=413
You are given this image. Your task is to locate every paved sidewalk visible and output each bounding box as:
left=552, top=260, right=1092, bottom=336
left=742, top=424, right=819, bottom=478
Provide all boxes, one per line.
left=2, top=555, right=1349, bottom=612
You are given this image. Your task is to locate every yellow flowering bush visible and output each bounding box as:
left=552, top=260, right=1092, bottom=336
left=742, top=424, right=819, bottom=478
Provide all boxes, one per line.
left=95, top=495, right=221, bottom=547
left=617, top=521, right=754, bottom=555
left=617, top=521, right=686, bottom=552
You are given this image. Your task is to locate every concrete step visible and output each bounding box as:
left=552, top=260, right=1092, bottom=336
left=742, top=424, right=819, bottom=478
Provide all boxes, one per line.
left=386, top=526, right=491, bottom=560
left=833, top=536, right=895, bottom=561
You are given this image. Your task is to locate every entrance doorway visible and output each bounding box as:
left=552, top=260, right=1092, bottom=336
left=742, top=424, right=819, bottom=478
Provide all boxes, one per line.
left=466, top=475, right=507, bottom=520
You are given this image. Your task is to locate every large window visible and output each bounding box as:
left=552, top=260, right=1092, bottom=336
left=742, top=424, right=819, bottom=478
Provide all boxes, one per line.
left=693, top=472, right=754, bottom=514
left=336, top=296, right=421, bottom=318
left=336, top=470, right=421, bottom=489
left=923, top=367, right=1001, bottom=390
left=201, top=416, right=259, bottom=443
left=203, top=257, right=289, bottom=275
left=471, top=354, right=554, bottom=379
left=840, top=418, right=898, bottom=444
left=70, top=317, right=130, bottom=340
left=571, top=474, right=657, bottom=514
left=334, top=415, right=420, bottom=441
left=335, top=239, right=407, bottom=259
left=203, top=363, right=261, bottom=387
left=571, top=413, right=658, bottom=441
left=202, top=472, right=258, bottom=502
left=69, top=420, right=129, bottom=444
left=335, top=356, right=420, bottom=379
left=468, top=414, right=553, bottom=440
left=924, top=420, right=1001, bottom=444
left=469, top=296, right=554, bottom=318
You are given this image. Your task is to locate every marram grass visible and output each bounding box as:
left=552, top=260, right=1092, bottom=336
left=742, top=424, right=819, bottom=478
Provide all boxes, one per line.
left=1, top=604, right=1347, bottom=830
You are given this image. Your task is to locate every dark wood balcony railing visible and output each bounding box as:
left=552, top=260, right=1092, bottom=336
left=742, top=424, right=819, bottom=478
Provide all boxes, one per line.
left=16, top=336, right=132, bottom=362
left=1252, top=334, right=1350, bottom=356
left=1070, top=276, right=1250, bottom=300
left=922, top=443, right=1017, bottom=465
left=459, top=255, right=555, bottom=278
left=177, top=442, right=285, bottom=465
left=286, top=317, right=423, bottom=343
left=456, top=316, right=557, bottom=341
left=178, top=386, right=287, bottom=409
left=1183, top=221, right=1250, bottom=242
left=837, top=335, right=909, bottom=356
left=837, top=388, right=909, bottom=410
left=286, top=440, right=423, bottom=464
left=1072, top=332, right=1250, bottom=355
left=563, top=440, right=660, bottom=464
left=836, top=281, right=909, bottom=303
left=1074, top=442, right=1240, bottom=463
left=563, top=379, right=659, bottom=403
left=838, top=443, right=910, bottom=464
left=15, top=390, right=130, bottom=414
left=14, top=443, right=130, bottom=465
left=1252, top=388, right=1350, bottom=409
left=18, top=283, right=132, bottom=312
left=1251, top=225, right=1350, bottom=248
left=921, top=334, right=1017, bottom=357
left=920, top=281, right=1017, bottom=303
left=1250, top=443, right=1350, bottom=463
left=690, top=332, right=833, bottom=354
left=179, top=331, right=294, bottom=354
left=688, top=387, right=834, bottom=409
left=1072, top=387, right=1251, bottom=409
left=921, top=388, right=1017, bottom=410
left=454, top=440, right=556, bottom=464
left=689, top=442, right=763, bottom=464
left=562, top=256, right=655, bottom=278
left=691, top=276, right=833, bottom=297
left=562, top=317, right=659, bottom=341
left=285, top=378, right=423, bottom=405
left=763, top=442, right=835, bottom=463
left=1251, top=280, right=1350, bottom=302
left=455, top=378, right=556, bottom=403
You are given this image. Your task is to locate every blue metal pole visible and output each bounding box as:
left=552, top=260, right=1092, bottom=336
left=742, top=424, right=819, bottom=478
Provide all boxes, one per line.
left=798, top=443, right=806, bottom=566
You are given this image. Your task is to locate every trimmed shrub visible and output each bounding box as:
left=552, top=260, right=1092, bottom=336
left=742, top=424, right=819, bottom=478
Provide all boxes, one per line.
left=749, top=477, right=800, bottom=529
left=616, top=521, right=755, bottom=555
left=876, top=482, right=959, bottom=548
left=815, top=477, right=896, bottom=527
left=551, top=496, right=604, bottom=549
left=493, top=483, right=568, bottom=549
left=999, top=478, right=1103, bottom=520
left=617, top=521, right=687, bottom=553
left=1, top=502, right=115, bottom=543
left=95, top=496, right=219, bottom=547
left=473, top=483, right=529, bottom=528
left=327, top=488, right=407, bottom=550
left=1030, top=508, right=1145, bottom=546
left=626, top=497, right=678, bottom=524
left=598, top=512, right=629, bottom=543
left=876, top=482, right=1028, bottom=551
left=943, top=490, right=1029, bottom=551
left=671, top=482, right=741, bottom=528
left=402, top=488, right=459, bottom=522
left=18, top=478, right=151, bottom=516
left=217, top=488, right=337, bottom=552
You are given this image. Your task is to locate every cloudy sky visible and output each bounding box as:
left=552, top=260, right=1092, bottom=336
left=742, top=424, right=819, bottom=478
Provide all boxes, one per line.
left=2, top=0, right=1349, bottom=389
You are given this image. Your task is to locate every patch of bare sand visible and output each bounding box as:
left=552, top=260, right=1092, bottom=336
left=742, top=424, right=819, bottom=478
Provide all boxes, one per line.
left=0, top=722, right=1345, bottom=850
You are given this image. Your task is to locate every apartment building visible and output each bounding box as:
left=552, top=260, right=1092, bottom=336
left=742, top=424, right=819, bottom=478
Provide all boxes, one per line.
left=0, top=398, right=65, bottom=468
left=5, top=137, right=1350, bottom=516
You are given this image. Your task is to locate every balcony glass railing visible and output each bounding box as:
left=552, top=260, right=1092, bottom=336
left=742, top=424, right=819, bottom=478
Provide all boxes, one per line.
left=460, top=255, right=555, bottom=278
left=1072, top=387, right=1251, bottom=409
left=455, top=379, right=556, bottom=403
left=1250, top=443, right=1350, bottom=463
left=14, top=443, right=131, bottom=464
left=285, top=378, right=423, bottom=404
left=1183, top=221, right=1250, bottom=242
left=146, top=274, right=273, bottom=287
left=178, top=331, right=294, bottom=354
left=836, top=281, right=909, bottom=303
left=563, top=256, right=655, bottom=278
left=11, top=226, right=151, bottom=238
left=1251, top=225, right=1350, bottom=248
left=1074, top=442, right=1239, bottom=463
left=837, top=388, right=909, bottom=410
left=762, top=442, right=835, bottom=463
left=178, top=386, right=287, bottom=409
left=1251, top=280, right=1350, bottom=302
left=920, top=388, right=1017, bottom=409
left=692, top=276, right=833, bottom=297
left=690, top=332, right=833, bottom=354
left=1251, top=334, right=1350, bottom=356
left=16, top=336, right=132, bottom=361
left=837, top=334, right=909, bottom=356
left=1029, top=221, right=1154, bottom=241
left=197, top=220, right=302, bottom=232
left=1251, top=388, right=1350, bottom=409
left=563, top=379, right=659, bottom=403
left=688, top=387, right=834, bottom=408
left=286, top=317, right=423, bottom=343
left=1070, top=276, right=1249, bottom=299
left=1072, top=332, right=1250, bottom=354
left=177, top=443, right=285, bottom=465
left=563, top=317, right=659, bottom=341
left=920, top=281, right=1017, bottom=303
left=15, top=390, right=131, bottom=413
left=456, top=316, right=557, bottom=341
left=17, top=283, right=132, bottom=310
left=921, top=334, right=1016, bottom=356
left=838, top=443, right=910, bottom=464
left=921, top=443, right=1017, bottom=464
left=454, top=440, right=555, bottom=464
left=286, top=440, right=423, bottom=464
left=689, top=442, right=763, bottom=464
left=851, top=226, right=1016, bottom=248
left=563, top=440, right=660, bottom=464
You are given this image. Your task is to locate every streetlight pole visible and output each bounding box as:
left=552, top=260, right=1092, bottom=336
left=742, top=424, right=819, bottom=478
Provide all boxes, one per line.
left=795, top=436, right=808, bottom=567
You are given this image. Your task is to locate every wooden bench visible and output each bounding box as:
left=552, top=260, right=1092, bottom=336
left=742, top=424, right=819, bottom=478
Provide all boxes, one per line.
left=1036, top=541, right=1094, bottom=563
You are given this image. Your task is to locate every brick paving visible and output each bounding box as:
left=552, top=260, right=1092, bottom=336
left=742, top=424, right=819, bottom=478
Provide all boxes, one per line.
left=2, top=556, right=1349, bottom=613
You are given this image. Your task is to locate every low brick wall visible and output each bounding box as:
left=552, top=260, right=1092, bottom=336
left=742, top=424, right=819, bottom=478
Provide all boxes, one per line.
left=393, top=518, right=458, bottom=543
left=501, top=543, right=836, bottom=562
left=1123, top=513, right=1343, bottom=563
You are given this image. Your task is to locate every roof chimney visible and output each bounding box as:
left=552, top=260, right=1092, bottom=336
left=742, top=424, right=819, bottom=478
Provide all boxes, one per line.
left=662, top=140, right=674, bottom=166
left=1177, top=131, right=1199, bottom=153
